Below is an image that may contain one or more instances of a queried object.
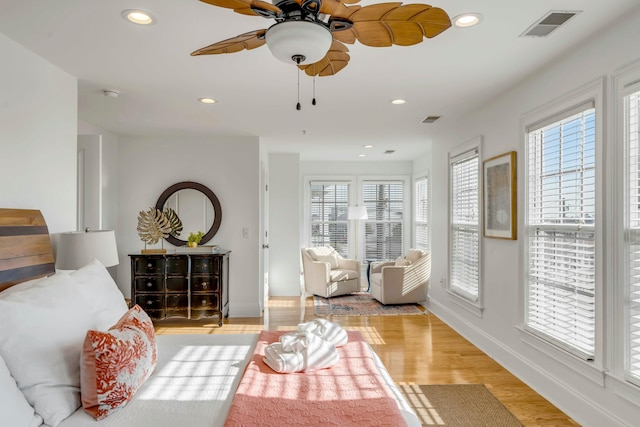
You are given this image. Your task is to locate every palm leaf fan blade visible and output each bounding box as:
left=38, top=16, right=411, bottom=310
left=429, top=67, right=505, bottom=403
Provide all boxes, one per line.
left=346, top=3, right=451, bottom=47
left=199, top=0, right=281, bottom=16
left=299, top=41, right=350, bottom=76
left=191, top=30, right=267, bottom=56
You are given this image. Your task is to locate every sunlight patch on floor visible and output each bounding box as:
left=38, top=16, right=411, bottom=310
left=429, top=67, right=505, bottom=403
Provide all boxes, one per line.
left=268, top=299, right=301, bottom=308
left=398, top=383, right=444, bottom=426
left=346, top=326, right=386, bottom=345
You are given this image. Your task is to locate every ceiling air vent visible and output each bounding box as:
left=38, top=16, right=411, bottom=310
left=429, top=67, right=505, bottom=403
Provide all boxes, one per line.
left=421, top=115, right=441, bottom=124
left=520, top=10, right=580, bottom=38
left=384, top=150, right=396, bottom=155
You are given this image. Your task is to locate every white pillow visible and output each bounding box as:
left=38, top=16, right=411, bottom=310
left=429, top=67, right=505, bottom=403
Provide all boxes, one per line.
left=0, top=353, right=42, bottom=427
left=70, top=259, right=128, bottom=331
left=0, top=272, right=97, bottom=426
left=395, top=257, right=412, bottom=267
left=308, top=248, right=339, bottom=269
left=0, top=275, right=47, bottom=297
left=405, top=249, right=425, bottom=263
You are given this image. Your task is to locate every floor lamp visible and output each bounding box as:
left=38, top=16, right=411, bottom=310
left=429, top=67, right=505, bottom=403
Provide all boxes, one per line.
left=348, top=205, right=368, bottom=261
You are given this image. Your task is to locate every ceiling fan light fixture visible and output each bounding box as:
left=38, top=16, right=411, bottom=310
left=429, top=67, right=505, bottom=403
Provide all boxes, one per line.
left=265, top=21, right=332, bottom=65
left=453, top=13, right=482, bottom=28
left=121, top=9, right=156, bottom=25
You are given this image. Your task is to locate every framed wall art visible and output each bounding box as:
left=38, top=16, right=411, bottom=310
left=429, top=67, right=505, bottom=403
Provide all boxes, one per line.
left=483, top=151, right=517, bottom=239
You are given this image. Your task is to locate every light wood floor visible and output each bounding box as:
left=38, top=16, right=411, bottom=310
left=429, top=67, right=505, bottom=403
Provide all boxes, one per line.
left=155, top=296, right=579, bottom=427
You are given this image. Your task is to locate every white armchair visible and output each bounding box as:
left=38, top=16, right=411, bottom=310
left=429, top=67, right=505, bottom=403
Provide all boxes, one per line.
left=300, top=246, right=361, bottom=298
left=369, top=249, right=431, bottom=305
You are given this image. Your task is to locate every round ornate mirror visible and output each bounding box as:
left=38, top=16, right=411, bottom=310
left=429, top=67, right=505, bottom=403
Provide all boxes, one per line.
left=155, top=181, right=222, bottom=246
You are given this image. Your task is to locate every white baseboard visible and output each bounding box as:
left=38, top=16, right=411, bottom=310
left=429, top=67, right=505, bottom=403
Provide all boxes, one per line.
left=428, top=299, right=629, bottom=427
left=228, top=303, right=262, bottom=318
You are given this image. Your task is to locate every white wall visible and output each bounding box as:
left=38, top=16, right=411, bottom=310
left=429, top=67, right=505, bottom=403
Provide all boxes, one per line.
left=0, top=33, right=77, bottom=234
left=302, top=161, right=412, bottom=176
left=419, top=7, right=640, bottom=427
left=268, top=153, right=301, bottom=296
left=116, top=136, right=261, bottom=317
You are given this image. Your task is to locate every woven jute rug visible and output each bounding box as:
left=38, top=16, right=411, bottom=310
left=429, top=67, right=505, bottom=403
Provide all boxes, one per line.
left=313, top=292, right=425, bottom=317
left=400, top=384, right=523, bottom=427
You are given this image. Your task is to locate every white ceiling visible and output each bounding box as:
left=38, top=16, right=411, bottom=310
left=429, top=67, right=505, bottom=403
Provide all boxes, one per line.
left=1, top=0, right=638, bottom=161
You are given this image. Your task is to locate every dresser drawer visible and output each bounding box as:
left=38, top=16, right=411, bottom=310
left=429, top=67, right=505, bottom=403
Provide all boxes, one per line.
left=135, top=294, right=164, bottom=311
left=191, top=256, right=219, bottom=275
left=133, top=256, right=164, bottom=275
left=165, top=294, right=188, bottom=318
left=192, top=276, right=218, bottom=292
left=166, top=277, right=188, bottom=292
left=191, top=293, right=219, bottom=310
left=135, top=277, right=163, bottom=293
left=166, top=256, right=188, bottom=275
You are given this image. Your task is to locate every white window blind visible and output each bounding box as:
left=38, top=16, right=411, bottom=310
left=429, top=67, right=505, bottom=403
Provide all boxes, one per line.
left=415, top=176, right=429, bottom=250
left=526, top=103, right=596, bottom=359
left=449, top=149, right=480, bottom=301
left=624, top=88, right=640, bottom=384
left=310, top=182, right=349, bottom=257
left=363, top=182, right=404, bottom=261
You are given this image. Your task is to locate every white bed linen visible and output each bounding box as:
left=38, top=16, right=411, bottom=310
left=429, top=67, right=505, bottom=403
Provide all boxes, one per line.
left=58, top=334, right=257, bottom=427
left=56, top=334, right=419, bottom=427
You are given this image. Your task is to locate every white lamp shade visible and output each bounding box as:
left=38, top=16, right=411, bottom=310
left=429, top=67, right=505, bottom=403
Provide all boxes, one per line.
left=55, top=230, right=119, bottom=269
left=265, top=21, right=332, bottom=64
left=348, top=206, right=368, bottom=220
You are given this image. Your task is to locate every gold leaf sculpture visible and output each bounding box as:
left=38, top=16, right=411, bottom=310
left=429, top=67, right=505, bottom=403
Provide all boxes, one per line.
left=137, top=207, right=172, bottom=245
left=163, top=207, right=183, bottom=238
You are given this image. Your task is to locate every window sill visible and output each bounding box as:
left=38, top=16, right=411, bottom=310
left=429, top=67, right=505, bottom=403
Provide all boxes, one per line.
left=608, top=374, right=640, bottom=408
left=516, top=325, right=606, bottom=386
left=446, top=290, right=483, bottom=317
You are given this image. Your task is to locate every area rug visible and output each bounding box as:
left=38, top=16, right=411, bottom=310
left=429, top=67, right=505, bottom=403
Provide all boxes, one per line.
left=399, top=384, right=523, bottom=427
left=313, top=292, right=425, bottom=317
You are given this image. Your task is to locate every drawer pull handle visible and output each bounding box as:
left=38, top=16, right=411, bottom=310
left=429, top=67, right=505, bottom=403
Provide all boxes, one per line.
left=147, top=263, right=153, bottom=268
left=147, top=300, right=153, bottom=306
left=202, top=299, right=207, bottom=306
left=147, top=282, right=153, bottom=288
left=201, top=282, right=208, bottom=289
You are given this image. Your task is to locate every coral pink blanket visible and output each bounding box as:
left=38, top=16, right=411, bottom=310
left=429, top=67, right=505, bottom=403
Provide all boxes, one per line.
left=224, top=331, right=406, bottom=427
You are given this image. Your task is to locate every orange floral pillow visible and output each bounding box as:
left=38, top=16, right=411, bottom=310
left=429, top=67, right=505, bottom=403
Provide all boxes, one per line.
left=80, top=305, right=157, bottom=420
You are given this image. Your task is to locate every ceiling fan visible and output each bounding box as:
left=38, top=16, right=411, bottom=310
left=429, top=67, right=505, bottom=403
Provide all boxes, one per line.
left=191, top=0, right=451, bottom=77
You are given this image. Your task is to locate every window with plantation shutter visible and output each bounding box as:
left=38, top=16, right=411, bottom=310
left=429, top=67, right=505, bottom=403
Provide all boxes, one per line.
left=449, top=148, right=480, bottom=302
left=363, top=182, right=404, bottom=261
left=415, top=176, right=429, bottom=250
left=624, top=86, right=640, bottom=384
left=310, top=182, right=349, bottom=257
left=525, top=102, right=596, bottom=359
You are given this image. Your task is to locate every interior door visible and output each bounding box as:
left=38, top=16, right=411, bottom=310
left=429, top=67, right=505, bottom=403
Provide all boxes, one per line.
left=261, top=165, right=269, bottom=311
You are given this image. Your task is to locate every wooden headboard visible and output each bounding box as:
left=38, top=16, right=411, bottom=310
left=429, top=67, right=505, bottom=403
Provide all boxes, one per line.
left=0, top=209, right=56, bottom=291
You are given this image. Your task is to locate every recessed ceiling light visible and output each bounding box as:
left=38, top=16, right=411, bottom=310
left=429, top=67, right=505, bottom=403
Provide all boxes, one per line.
left=199, top=98, right=217, bottom=104
left=390, top=99, right=406, bottom=105
left=453, top=13, right=483, bottom=28
left=359, top=154, right=366, bottom=157
left=121, top=9, right=156, bottom=25
left=363, top=145, right=373, bottom=149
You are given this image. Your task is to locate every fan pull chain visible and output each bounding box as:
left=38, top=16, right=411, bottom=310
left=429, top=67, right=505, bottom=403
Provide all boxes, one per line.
left=296, top=67, right=301, bottom=111
left=312, top=66, right=317, bottom=106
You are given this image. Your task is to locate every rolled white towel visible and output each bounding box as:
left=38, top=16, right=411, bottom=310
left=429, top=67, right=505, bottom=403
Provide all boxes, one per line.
left=264, top=342, right=305, bottom=373
left=264, top=332, right=339, bottom=373
left=297, top=318, right=348, bottom=347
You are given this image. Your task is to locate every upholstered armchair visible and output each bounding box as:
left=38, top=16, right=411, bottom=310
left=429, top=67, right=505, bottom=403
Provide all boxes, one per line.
left=300, top=246, right=361, bottom=298
left=369, top=249, right=431, bottom=305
